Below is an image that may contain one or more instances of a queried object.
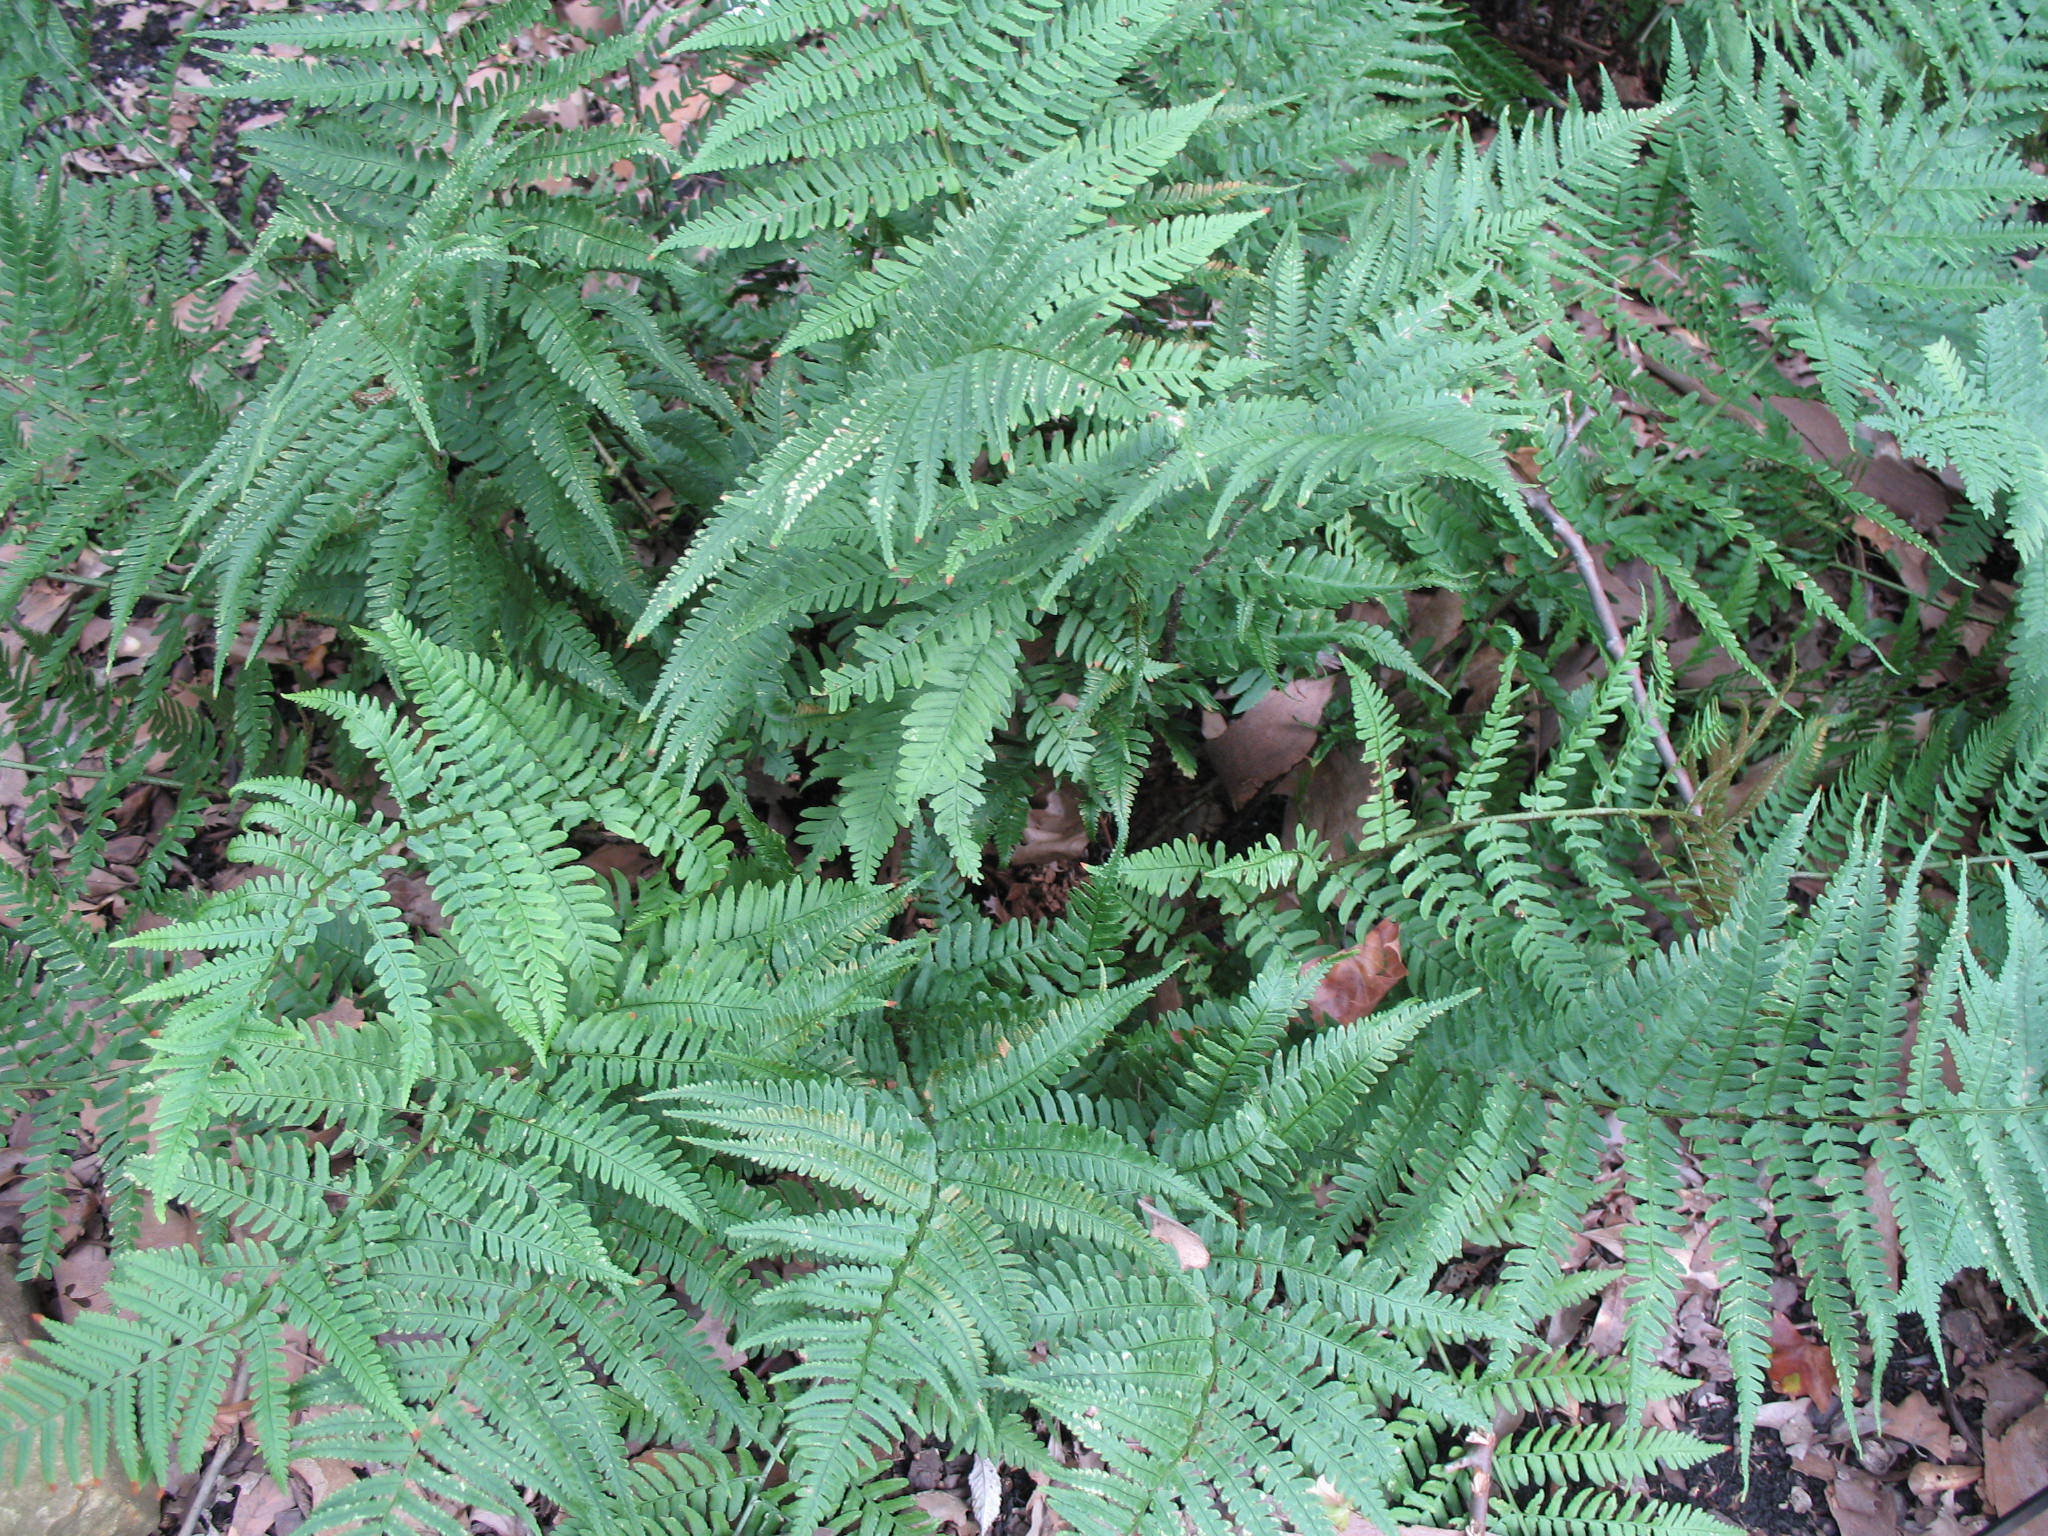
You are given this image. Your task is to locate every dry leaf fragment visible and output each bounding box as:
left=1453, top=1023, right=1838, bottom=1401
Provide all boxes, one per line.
left=1864, top=1159, right=1903, bottom=1287
left=1987, top=1401, right=2048, bottom=1521
left=289, top=1457, right=358, bottom=1513
left=1009, top=782, right=1089, bottom=866
left=1307, top=920, right=1405, bottom=1024
left=1881, top=1391, right=1958, bottom=1461
left=688, top=1311, right=748, bottom=1371
left=225, top=1473, right=296, bottom=1536
left=1583, top=1279, right=1628, bottom=1358
left=53, top=1241, right=113, bottom=1321
left=1792, top=1451, right=1838, bottom=1481
left=1826, top=1466, right=1902, bottom=1536
left=969, top=1454, right=1001, bottom=1534
left=1137, top=1199, right=1209, bottom=1269
left=914, top=1489, right=973, bottom=1533
left=1975, top=1363, right=2046, bottom=1438
left=1767, top=1312, right=1838, bottom=1415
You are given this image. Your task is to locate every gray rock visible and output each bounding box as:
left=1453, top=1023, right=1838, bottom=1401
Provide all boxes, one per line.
left=0, top=1341, right=162, bottom=1536
left=0, top=1467, right=161, bottom=1536
left=0, top=1243, right=40, bottom=1345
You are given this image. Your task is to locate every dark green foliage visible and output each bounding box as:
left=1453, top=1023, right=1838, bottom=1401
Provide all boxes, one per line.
left=5, top=0, right=2048, bottom=1530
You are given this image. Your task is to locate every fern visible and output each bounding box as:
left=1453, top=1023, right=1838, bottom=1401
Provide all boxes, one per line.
left=9, top=0, right=2048, bottom=1530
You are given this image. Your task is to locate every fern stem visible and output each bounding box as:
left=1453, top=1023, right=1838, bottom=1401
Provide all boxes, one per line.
left=1337, top=804, right=1689, bottom=865
left=0, top=757, right=191, bottom=791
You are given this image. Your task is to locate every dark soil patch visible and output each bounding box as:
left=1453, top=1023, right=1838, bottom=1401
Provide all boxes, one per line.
left=1460, top=0, right=1667, bottom=101
left=1664, top=1400, right=1841, bottom=1536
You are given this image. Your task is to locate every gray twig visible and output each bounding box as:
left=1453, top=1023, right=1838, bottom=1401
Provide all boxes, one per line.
left=1517, top=470, right=1699, bottom=810
left=174, top=1363, right=248, bottom=1536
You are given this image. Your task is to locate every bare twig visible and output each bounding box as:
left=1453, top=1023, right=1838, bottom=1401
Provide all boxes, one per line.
left=1517, top=476, right=1699, bottom=809
left=174, top=1362, right=248, bottom=1536
left=1448, top=1425, right=1499, bottom=1536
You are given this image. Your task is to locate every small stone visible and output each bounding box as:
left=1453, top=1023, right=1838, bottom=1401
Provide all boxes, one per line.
left=0, top=1341, right=161, bottom=1536
left=0, top=1470, right=160, bottom=1536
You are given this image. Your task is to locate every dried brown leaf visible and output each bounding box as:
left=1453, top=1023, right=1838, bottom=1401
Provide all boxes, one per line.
left=226, top=1473, right=296, bottom=1536
left=1009, top=783, right=1089, bottom=867
left=1308, top=921, right=1404, bottom=1024
left=1975, top=1363, right=2046, bottom=1437
left=1767, top=1312, right=1838, bottom=1415
left=53, top=1241, right=113, bottom=1321
left=1987, top=1402, right=2048, bottom=1519
left=1881, top=1392, right=1958, bottom=1461
left=1826, top=1466, right=1902, bottom=1536
left=914, top=1489, right=973, bottom=1533
left=1137, top=1199, right=1208, bottom=1270
left=1206, top=675, right=1334, bottom=808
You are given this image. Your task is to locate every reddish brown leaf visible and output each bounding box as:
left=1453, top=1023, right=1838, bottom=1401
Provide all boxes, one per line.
left=1768, top=1312, right=1838, bottom=1415
left=1308, top=921, right=1404, bottom=1024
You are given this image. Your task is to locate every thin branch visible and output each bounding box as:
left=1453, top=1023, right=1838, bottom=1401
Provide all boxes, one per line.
left=590, top=432, right=662, bottom=524
left=1450, top=1424, right=1499, bottom=1536
left=174, top=1361, right=247, bottom=1536
left=1518, top=475, right=1699, bottom=808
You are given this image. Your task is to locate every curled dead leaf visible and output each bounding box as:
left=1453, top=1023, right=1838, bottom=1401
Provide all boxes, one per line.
left=1308, top=920, right=1404, bottom=1023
